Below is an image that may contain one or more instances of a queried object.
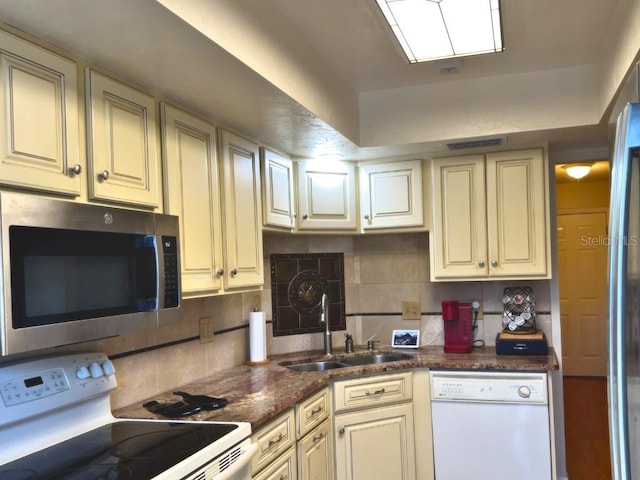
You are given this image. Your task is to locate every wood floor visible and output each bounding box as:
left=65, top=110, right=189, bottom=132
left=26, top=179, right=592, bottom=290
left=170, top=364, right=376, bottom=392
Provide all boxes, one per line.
left=563, top=376, right=612, bottom=480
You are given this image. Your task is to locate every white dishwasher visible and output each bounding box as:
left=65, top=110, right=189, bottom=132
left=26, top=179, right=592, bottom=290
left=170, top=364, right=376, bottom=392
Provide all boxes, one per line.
left=430, top=370, right=552, bottom=480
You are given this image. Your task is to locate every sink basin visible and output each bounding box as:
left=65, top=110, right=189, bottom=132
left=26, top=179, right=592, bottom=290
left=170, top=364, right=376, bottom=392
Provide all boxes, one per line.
left=283, top=352, right=414, bottom=372
left=337, top=353, right=413, bottom=366
left=284, top=360, right=349, bottom=372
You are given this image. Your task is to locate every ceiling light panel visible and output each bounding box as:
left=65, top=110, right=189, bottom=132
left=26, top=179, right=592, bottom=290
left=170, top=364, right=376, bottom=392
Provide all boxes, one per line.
left=376, top=0, right=504, bottom=63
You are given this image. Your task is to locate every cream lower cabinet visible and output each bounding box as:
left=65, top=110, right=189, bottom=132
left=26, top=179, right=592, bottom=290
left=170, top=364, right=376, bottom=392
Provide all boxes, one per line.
left=161, top=103, right=224, bottom=297
left=298, top=419, right=333, bottom=480
left=252, top=409, right=296, bottom=479
left=296, top=387, right=333, bottom=480
left=430, top=147, right=549, bottom=280
left=296, top=160, right=357, bottom=231
left=219, top=129, right=264, bottom=289
left=86, top=69, right=161, bottom=209
left=333, top=372, right=416, bottom=480
left=358, top=159, right=424, bottom=230
left=0, top=29, right=81, bottom=196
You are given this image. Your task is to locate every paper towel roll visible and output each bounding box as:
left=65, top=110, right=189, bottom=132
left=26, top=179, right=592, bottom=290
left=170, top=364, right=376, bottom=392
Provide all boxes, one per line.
left=249, top=311, right=267, bottom=362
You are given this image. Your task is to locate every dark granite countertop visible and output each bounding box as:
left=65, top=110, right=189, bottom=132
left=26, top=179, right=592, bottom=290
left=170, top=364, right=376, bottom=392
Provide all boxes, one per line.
left=113, top=346, right=558, bottom=430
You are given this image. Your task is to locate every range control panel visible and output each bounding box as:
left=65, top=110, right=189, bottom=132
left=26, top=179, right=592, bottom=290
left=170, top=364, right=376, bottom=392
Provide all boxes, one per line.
left=430, top=371, right=548, bottom=404
left=0, top=353, right=117, bottom=427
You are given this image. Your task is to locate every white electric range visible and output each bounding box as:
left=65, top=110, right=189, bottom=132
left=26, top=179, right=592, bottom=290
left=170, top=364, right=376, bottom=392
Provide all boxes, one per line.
left=0, top=352, right=256, bottom=479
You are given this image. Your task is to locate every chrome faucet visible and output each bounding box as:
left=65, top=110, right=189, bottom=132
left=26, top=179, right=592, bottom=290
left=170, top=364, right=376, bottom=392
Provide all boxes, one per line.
left=320, top=293, right=332, bottom=355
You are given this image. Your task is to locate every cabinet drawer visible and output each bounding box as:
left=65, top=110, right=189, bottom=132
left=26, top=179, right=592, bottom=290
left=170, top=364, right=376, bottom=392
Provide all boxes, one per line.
left=333, top=372, right=413, bottom=413
left=296, top=387, right=330, bottom=439
left=251, top=409, right=295, bottom=475
left=252, top=446, right=297, bottom=480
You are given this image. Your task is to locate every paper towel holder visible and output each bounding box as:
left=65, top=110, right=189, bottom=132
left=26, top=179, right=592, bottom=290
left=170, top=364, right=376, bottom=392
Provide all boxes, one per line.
left=247, top=307, right=271, bottom=367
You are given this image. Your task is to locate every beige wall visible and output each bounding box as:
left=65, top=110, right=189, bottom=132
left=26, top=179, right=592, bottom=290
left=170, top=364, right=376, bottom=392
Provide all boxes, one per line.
left=85, top=231, right=552, bottom=411
left=556, top=179, right=610, bottom=210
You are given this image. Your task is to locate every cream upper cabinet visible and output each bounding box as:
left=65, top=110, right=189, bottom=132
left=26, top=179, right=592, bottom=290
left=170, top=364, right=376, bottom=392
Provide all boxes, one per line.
left=261, top=148, right=295, bottom=229
left=430, top=147, right=549, bottom=280
left=359, top=159, right=424, bottom=230
left=86, top=69, right=160, bottom=208
left=0, top=30, right=81, bottom=196
left=161, top=103, right=223, bottom=297
left=296, top=160, right=357, bottom=231
left=219, top=129, right=264, bottom=289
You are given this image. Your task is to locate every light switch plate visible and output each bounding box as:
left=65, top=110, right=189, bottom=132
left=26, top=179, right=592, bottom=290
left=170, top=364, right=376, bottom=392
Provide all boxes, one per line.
left=401, top=301, right=421, bottom=320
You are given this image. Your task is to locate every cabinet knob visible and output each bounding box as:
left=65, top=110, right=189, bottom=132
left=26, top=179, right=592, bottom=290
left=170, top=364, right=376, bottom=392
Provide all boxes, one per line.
left=70, top=164, right=82, bottom=175
left=291, top=213, right=297, bottom=219
left=230, top=268, right=238, bottom=277
left=478, top=261, right=485, bottom=268
left=302, top=214, right=308, bottom=220
left=338, top=427, right=345, bottom=436
left=215, top=268, right=224, bottom=277
left=364, top=214, right=370, bottom=221
left=100, top=170, right=110, bottom=181
left=312, top=432, right=325, bottom=443
left=491, top=260, right=498, bottom=268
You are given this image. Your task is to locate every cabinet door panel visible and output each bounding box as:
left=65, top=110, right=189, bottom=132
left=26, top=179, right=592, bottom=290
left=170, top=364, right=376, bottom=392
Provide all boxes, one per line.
left=334, top=403, right=415, bottom=480
left=298, top=420, right=334, bottom=480
left=162, top=104, right=223, bottom=296
left=220, top=130, right=263, bottom=289
left=431, top=155, right=487, bottom=279
left=0, top=30, right=80, bottom=196
left=86, top=69, right=160, bottom=208
left=297, top=161, right=357, bottom=230
left=261, top=148, right=294, bottom=228
left=360, top=160, right=423, bottom=229
left=486, top=148, right=548, bottom=276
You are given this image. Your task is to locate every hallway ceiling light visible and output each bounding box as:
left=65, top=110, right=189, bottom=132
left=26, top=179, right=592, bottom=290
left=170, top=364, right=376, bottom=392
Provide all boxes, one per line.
left=563, top=163, right=593, bottom=180
left=375, top=0, right=504, bottom=63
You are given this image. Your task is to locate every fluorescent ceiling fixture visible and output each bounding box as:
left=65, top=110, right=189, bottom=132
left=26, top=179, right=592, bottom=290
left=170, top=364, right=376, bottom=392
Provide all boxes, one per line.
left=376, top=0, right=504, bottom=63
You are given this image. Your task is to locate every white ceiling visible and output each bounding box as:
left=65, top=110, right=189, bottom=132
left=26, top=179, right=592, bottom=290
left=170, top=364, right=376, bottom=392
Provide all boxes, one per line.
left=0, top=0, right=633, bottom=162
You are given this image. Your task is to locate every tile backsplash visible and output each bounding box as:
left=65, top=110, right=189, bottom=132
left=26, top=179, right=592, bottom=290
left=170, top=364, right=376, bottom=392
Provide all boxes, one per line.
left=72, top=231, right=551, bottom=410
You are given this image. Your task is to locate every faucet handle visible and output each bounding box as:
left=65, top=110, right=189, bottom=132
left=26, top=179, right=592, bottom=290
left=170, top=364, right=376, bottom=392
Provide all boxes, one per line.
left=367, top=340, right=380, bottom=351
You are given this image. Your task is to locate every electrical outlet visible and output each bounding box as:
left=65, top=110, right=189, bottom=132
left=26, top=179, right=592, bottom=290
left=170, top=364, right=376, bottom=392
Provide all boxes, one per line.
left=199, top=317, right=215, bottom=343
left=470, top=300, right=483, bottom=319
left=401, top=301, right=421, bottom=320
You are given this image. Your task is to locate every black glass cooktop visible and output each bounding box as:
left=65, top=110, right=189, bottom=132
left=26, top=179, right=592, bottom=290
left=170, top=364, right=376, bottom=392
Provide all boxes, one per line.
left=0, top=420, right=238, bottom=479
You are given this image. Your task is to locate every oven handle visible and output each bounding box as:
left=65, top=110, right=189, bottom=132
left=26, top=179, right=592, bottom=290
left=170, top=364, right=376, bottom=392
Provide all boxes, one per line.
left=214, top=442, right=259, bottom=480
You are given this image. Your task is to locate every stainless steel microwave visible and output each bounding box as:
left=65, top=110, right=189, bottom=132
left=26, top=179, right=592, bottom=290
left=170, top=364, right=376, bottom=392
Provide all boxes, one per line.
left=0, top=192, right=182, bottom=357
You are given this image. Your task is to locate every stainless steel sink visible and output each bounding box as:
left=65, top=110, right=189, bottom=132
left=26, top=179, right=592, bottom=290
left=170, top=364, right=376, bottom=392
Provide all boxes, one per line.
left=284, top=360, right=349, bottom=372
left=282, top=352, right=413, bottom=372
left=337, top=353, right=413, bottom=366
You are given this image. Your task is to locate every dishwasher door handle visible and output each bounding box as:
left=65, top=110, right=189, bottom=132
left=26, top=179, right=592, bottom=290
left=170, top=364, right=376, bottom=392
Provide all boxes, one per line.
left=214, top=442, right=258, bottom=480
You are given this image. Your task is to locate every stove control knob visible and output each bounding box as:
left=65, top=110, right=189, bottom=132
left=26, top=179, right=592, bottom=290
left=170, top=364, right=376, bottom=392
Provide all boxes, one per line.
left=102, top=360, right=115, bottom=376
left=76, top=366, right=91, bottom=380
left=89, top=362, right=104, bottom=378
left=517, top=386, right=531, bottom=399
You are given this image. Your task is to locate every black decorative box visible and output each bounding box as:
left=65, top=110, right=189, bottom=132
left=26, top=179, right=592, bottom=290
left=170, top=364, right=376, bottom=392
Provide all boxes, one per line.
left=495, top=330, right=548, bottom=356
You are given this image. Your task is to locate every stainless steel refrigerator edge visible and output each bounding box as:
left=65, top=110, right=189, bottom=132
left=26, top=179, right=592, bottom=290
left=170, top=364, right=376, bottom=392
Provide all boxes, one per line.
left=608, top=61, right=640, bottom=480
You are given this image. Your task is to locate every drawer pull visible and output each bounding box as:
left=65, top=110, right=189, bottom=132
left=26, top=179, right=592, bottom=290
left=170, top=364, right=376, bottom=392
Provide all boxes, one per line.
left=268, top=432, right=285, bottom=447
left=313, top=432, right=325, bottom=443
left=365, top=388, right=386, bottom=396
left=309, top=405, right=323, bottom=417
